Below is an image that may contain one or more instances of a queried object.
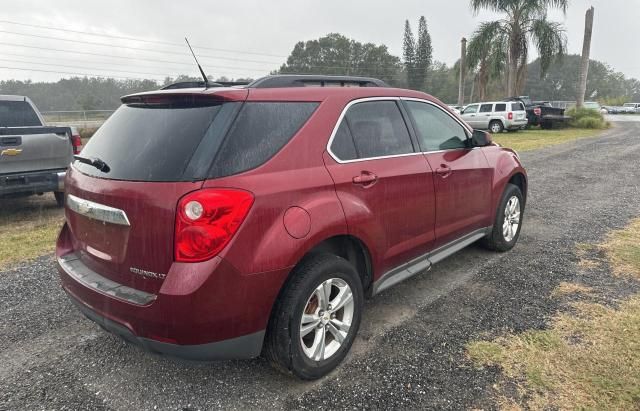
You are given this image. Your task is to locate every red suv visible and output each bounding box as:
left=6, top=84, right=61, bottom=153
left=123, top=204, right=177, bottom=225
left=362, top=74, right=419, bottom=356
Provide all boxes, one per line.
left=56, top=75, right=526, bottom=379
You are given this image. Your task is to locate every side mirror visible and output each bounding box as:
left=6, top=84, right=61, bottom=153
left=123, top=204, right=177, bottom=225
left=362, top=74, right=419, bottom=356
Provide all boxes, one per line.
left=472, top=130, right=492, bottom=147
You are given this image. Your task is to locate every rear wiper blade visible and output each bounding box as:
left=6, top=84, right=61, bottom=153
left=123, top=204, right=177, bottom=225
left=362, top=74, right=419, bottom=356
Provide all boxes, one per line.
left=73, top=155, right=110, bottom=173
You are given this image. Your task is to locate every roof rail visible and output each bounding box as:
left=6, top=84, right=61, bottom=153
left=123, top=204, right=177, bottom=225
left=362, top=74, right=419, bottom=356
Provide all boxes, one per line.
left=160, top=80, right=250, bottom=90
left=248, top=75, right=389, bottom=88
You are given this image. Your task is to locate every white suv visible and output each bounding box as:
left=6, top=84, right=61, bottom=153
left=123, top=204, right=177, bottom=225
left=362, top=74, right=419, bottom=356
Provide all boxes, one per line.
left=460, top=101, right=528, bottom=133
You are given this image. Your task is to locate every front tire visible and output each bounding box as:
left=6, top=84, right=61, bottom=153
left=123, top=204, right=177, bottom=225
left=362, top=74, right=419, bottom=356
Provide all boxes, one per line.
left=482, top=183, right=524, bottom=252
left=264, top=254, right=364, bottom=380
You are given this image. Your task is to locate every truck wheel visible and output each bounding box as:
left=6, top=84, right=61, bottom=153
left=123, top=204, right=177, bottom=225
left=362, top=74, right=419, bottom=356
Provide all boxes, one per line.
left=481, top=183, right=524, bottom=252
left=264, top=254, right=363, bottom=380
left=540, top=120, right=553, bottom=130
left=54, top=191, right=65, bottom=208
left=489, top=120, right=504, bottom=134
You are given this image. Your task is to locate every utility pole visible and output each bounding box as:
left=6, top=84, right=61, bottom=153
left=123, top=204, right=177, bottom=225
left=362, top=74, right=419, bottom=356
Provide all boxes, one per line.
left=577, top=6, right=595, bottom=108
left=458, top=37, right=467, bottom=106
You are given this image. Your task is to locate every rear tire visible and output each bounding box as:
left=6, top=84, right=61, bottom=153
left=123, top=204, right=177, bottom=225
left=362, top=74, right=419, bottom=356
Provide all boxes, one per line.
left=489, top=120, right=504, bottom=134
left=481, top=183, right=524, bottom=252
left=54, top=191, right=65, bottom=208
left=263, top=254, right=363, bottom=380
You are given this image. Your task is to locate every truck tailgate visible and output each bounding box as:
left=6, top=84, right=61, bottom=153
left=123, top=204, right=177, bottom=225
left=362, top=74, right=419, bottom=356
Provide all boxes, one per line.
left=0, top=126, right=73, bottom=174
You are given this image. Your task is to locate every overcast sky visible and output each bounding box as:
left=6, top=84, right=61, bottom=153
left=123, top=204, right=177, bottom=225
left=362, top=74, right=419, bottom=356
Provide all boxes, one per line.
left=0, top=0, right=638, bottom=83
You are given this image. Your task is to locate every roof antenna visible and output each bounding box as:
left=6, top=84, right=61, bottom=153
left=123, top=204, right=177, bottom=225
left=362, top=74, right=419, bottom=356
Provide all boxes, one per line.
left=185, top=37, right=209, bottom=88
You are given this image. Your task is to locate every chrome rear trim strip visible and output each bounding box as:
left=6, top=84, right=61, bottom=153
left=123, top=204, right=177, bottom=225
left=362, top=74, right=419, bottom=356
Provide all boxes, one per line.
left=59, top=253, right=156, bottom=306
left=67, top=194, right=130, bottom=226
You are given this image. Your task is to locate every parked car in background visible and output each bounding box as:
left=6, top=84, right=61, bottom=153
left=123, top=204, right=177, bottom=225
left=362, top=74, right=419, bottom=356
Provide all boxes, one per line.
left=56, top=75, right=527, bottom=380
left=0, top=95, right=82, bottom=206
left=460, top=101, right=528, bottom=133
left=601, top=105, right=625, bottom=114
left=447, top=104, right=464, bottom=115
left=583, top=101, right=602, bottom=112
left=623, top=103, right=640, bottom=113
left=506, top=96, right=568, bottom=129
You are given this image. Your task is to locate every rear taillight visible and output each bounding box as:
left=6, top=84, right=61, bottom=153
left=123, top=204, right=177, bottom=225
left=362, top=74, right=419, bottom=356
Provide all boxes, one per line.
left=533, top=108, right=542, bottom=116
left=508, top=112, right=513, bottom=120
left=174, top=189, right=254, bottom=262
left=71, top=134, right=82, bottom=154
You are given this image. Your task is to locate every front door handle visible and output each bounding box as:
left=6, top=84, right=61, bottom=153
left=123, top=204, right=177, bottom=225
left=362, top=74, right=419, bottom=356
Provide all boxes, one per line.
left=352, top=171, right=378, bottom=187
left=435, top=164, right=452, bottom=178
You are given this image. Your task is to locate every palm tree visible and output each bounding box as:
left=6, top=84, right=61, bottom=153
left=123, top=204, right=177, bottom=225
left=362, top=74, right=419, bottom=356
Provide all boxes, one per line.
left=466, top=22, right=508, bottom=100
left=469, top=0, right=568, bottom=96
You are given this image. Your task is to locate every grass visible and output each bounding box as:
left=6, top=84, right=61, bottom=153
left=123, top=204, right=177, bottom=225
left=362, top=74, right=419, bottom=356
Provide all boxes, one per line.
left=467, top=218, right=640, bottom=410
left=0, top=195, right=64, bottom=269
left=492, top=127, right=604, bottom=152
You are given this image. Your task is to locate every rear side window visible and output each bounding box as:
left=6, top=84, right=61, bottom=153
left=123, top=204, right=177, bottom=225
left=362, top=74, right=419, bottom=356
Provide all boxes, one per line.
left=511, top=103, right=524, bottom=111
left=330, top=121, right=358, bottom=161
left=76, top=103, right=224, bottom=181
left=0, top=100, right=42, bottom=127
left=495, top=103, right=507, bottom=112
left=209, top=102, right=318, bottom=177
left=342, top=101, right=413, bottom=159
left=480, top=104, right=493, bottom=113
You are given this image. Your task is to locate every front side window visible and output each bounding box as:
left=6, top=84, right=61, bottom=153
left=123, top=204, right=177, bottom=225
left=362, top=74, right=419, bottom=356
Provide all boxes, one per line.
left=340, top=100, right=414, bottom=159
left=405, top=101, right=469, bottom=151
left=480, top=104, right=493, bottom=113
left=463, top=104, right=478, bottom=114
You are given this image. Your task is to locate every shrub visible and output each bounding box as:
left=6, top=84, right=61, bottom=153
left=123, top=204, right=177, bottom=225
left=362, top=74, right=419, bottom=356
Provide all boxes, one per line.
left=566, top=107, right=608, bottom=129
left=576, top=117, right=605, bottom=129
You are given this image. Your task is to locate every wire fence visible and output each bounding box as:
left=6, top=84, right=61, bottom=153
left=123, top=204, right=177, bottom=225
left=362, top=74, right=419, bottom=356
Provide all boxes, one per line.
left=41, top=110, right=114, bottom=123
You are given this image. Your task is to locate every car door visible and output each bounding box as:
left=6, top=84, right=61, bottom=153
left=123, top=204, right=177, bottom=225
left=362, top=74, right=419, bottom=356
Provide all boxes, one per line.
left=477, top=103, right=494, bottom=129
left=324, top=98, right=436, bottom=275
left=403, top=99, right=493, bottom=248
left=460, top=104, right=480, bottom=128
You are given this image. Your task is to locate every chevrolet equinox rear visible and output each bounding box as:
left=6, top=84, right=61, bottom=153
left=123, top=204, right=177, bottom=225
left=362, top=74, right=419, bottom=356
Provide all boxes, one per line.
left=57, top=75, right=527, bottom=380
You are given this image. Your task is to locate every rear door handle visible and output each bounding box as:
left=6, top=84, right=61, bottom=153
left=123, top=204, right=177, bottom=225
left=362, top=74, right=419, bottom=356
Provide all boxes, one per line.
left=436, top=164, right=452, bottom=178
left=352, top=171, right=378, bottom=187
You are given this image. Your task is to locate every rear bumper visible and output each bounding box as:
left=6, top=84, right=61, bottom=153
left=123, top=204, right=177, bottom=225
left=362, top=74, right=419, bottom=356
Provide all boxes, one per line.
left=66, top=291, right=265, bottom=360
left=56, top=223, right=290, bottom=361
left=0, top=169, right=65, bottom=196
left=506, top=119, right=528, bottom=129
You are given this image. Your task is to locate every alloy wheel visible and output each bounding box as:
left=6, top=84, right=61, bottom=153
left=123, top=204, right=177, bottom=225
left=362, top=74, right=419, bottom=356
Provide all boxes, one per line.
left=502, top=196, right=521, bottom=242
left=300, top=278, right=354, bottom=361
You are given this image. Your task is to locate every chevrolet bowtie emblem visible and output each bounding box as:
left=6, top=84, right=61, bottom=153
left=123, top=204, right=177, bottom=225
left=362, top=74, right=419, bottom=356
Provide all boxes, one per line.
left=1, top=148, right=22, bottom=156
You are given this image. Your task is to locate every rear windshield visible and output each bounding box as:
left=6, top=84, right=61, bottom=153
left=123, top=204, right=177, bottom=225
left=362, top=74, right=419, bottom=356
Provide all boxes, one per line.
left=75, top=100, right=318, bottom=182
left=0, top=100, right=42, bottom=127
left=75, top=103, right=224, bottom=181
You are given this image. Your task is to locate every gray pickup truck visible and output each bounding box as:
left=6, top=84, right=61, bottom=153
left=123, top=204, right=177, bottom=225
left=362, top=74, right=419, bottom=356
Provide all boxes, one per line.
left=0, top=95, right=81, bottom=206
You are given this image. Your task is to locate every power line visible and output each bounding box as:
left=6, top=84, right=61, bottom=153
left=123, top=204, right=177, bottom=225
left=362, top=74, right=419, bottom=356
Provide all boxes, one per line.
left=0, top=65, right=161, bottom=81
left=0, top=20, right=289, bottom=58
left=0, top=42, right=273, bottom=70
left=0, top=57, right=182, bottom=78
left=0, top=50, right=273, bottom=74
left=0, top=30, right=283, bottom=65
left=0, top=42, right=404, bottom=73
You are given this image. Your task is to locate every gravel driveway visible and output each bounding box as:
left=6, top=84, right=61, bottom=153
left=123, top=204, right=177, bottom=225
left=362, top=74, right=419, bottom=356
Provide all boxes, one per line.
left=2, top=122, right=640, bottom=410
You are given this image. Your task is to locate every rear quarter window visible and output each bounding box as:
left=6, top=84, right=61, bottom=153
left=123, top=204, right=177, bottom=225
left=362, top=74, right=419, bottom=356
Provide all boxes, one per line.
left=0, top=100, right=42, bottom=127
left=208, top=102, right=318, bottom=178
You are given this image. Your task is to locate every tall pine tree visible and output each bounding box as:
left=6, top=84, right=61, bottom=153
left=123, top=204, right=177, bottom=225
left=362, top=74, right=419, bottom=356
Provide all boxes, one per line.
left=415, top=16, right=433, bottom=90
left=403, top=20, right=417, bottom=89
left=403, top=17, right=432, bottom=91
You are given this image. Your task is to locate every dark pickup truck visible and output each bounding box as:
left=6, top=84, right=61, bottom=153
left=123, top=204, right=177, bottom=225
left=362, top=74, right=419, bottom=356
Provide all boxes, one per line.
left=0, top=95, right=82, bottom=206
left=506, top=96, right=570, bottom=129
